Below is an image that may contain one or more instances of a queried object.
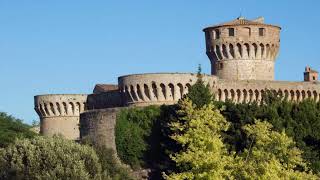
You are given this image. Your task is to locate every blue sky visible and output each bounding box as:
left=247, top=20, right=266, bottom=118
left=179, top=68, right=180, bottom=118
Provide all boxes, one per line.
left=0, top=1, right=319, bottom=124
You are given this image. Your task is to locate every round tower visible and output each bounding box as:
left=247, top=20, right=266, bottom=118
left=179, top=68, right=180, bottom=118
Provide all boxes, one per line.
left=203, top=17, right=281, bottom=80
left=34, top=94, right=87, bottom=140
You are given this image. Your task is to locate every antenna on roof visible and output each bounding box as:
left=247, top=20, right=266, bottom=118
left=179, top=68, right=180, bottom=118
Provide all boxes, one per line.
left=238, top=9, right=244, bottom=19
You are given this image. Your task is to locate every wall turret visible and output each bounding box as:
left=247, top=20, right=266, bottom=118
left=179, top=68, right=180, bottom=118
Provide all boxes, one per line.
left=203, top=16, right=281, bottom=80
left=34, top=94, right=87, bottom=140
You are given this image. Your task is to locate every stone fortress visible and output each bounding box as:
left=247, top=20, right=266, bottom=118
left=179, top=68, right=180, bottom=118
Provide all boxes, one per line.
left=34, top=16, right=320, bottom=150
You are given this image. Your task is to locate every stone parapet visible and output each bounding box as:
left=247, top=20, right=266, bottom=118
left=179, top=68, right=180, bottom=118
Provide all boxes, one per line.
left=214, top=80, right=320, bottom=103
left=34, top=94, right=87, bottom=140
left=118, top=73, right=218, bottom=106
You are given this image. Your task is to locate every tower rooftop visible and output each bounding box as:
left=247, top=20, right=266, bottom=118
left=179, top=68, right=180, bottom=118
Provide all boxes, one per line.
left=203, top=16, right=281, bottom=31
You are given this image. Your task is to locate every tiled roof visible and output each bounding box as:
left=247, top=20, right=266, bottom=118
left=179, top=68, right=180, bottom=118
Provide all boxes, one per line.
left=204, top=16, right=280, bottom=30
left=93, top=84, right=118, bottom=94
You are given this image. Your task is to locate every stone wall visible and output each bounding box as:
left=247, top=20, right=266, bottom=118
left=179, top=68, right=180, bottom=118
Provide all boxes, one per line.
left=34, top=94, right=87, bottom=140
left=80, top=107, right=124, bottom=152
left=86, top=91, right=122, bottom=110
left=204, top=20, right=280, bottom=80
left=214, top=79, right=320, bottom=103
left=118, top=73, right=217, bottom=106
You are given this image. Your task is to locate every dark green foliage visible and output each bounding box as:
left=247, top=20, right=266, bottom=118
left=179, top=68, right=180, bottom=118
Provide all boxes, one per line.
left=115, top=106, right=161, bottom=169
left=114, top=88, right=320, bottom=175
left=93, top=145, right=135, bottom=180
left=0, top=112, right=36, bottom=148
left=215, top=92, right=320, bottom=173
left=185, top=70, right=213, bottom=108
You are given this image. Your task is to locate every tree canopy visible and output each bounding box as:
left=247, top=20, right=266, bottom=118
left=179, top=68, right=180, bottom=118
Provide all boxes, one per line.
left=0, top=136, right=102, bottom=180
left=164, top=98, right=319, bottom=179
left=0, top=112, right=36, bottom=148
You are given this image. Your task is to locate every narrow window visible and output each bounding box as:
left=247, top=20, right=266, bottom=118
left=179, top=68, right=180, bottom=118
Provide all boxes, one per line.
left=215, top=29, right=220, bottom=39
left=259, top=28, right=265, bottom=36
left=313, top=76, right=316, bottom=80
left=219, top=63, right=223, bottom=70
left=228, top=28, right=235, bottom=36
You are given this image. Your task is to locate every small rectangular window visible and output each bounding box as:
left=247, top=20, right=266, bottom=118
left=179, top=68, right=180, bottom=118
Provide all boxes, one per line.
left=229, top=28, right=235, bottom=36
left=259, top=28, right=265, bottom=36
left=219, top=63, right=223, bottom=70
left=214, top=29, right=220, bottom=39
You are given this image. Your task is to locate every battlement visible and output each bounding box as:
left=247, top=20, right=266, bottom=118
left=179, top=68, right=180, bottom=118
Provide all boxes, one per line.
left=118, top=73, right=217, bottom=106
left=203, top=17, right=281, bottom=80
left=34, top=94, right=88, bottom=140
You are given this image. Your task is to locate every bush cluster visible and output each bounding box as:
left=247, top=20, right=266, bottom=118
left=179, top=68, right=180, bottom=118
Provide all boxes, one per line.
left=115, top=106, right=161, bottom=169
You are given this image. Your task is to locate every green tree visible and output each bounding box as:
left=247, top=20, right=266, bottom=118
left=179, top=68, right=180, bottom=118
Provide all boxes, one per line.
left=115, top=106, right=161, bottom=169
left=0, top=136, right=102, bottom=180
left=0, top=112, right=36, bottom=148
left=185, top=65, right=213, bottom=108
left=232, top=120, right=317, bottom=179
left=165, top=98, right=319, bottom=179
left=164, top=98, right=232, bottom=179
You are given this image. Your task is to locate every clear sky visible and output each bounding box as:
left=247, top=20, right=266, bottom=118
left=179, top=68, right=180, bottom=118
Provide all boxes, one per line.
left=0, top=0, right=319, bottom=124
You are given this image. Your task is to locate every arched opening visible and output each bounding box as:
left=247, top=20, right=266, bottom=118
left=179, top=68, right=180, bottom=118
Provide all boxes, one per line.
left=62, top=102, right=67, bottom=114
left=260, top=43, right=265, bottom=58
left=230, top=89, right=235, bottom=102
left=130, top=85, right=138, bottom=101
left=56, top=102, right=61, bottom=115
left=244, top=43, right=250, bottom=58
left=50, top=103, right=55, bottom=115
left=168, top=83, right=175, bottom=100
left=266, top=44, right=270, bottom=59
left=243, top=89, right=248, bottom=103
left=160, top=83, right=166, bottom=99
left=222, top=44, right=228, bottom=58
left=144, top=84, right=151, bottom=100
left=248, top=89, right=254, bottom=102
left=69, top=102, right=75, bottom=115
left=236, top=89, right=241, bottom=103
left=254, top=90, right=259, bottom=102
left=252, top=43, right=258, bottom=57
left=313, top=91, right=318, bottom=101
left=307, top=91, right=312, bottom=99
left=136, top=84, right=144, bottom=100
left=290, top=90, right=295, bottom=101
left=152, top=82, right=158, bottom=100
left=224, top=89, right=228, bottom=101
left=237, top=43, right=242, bottom=57
left=215, top=45, right=223, bottom=60
left=229, top=44, right=235, bottom=58
left=177, top=83, right=184, bottom=99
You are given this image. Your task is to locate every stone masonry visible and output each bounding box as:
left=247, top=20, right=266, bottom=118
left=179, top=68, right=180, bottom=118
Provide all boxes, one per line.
left=34, top=16, right=319, bottom=152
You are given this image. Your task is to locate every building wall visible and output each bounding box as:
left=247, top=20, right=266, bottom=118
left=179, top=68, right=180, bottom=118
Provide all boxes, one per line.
left=118, top=73, right=218, bottom=106
left=214, top=79, right=320, bottom=103
left=80, top=107, right=124, bottom=152
left=204, top=24, right=280, bottom=80
left=34, top=94, right=87, bottom=140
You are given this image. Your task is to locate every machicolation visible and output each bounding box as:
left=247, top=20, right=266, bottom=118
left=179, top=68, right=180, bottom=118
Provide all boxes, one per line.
left=34, top=16, right=320, bottom=152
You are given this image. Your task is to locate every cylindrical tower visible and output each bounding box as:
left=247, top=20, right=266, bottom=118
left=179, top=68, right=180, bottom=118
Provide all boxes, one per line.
left=118, top=73, right=217, bottom=106
left=203, top=17, right=281, bottom=80
left=34, top=94, right=87, bottom=140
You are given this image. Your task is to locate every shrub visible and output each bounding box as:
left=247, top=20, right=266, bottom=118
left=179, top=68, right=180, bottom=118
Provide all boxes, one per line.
left=94, top=145, right=135, bottom=180
left=0, top=136, right=102, bottom=180
left=0, top=112, right=36, bottom=148
left=185, top=66, right=213, bottom=108
left=115, top=106, right=161, bottom=169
